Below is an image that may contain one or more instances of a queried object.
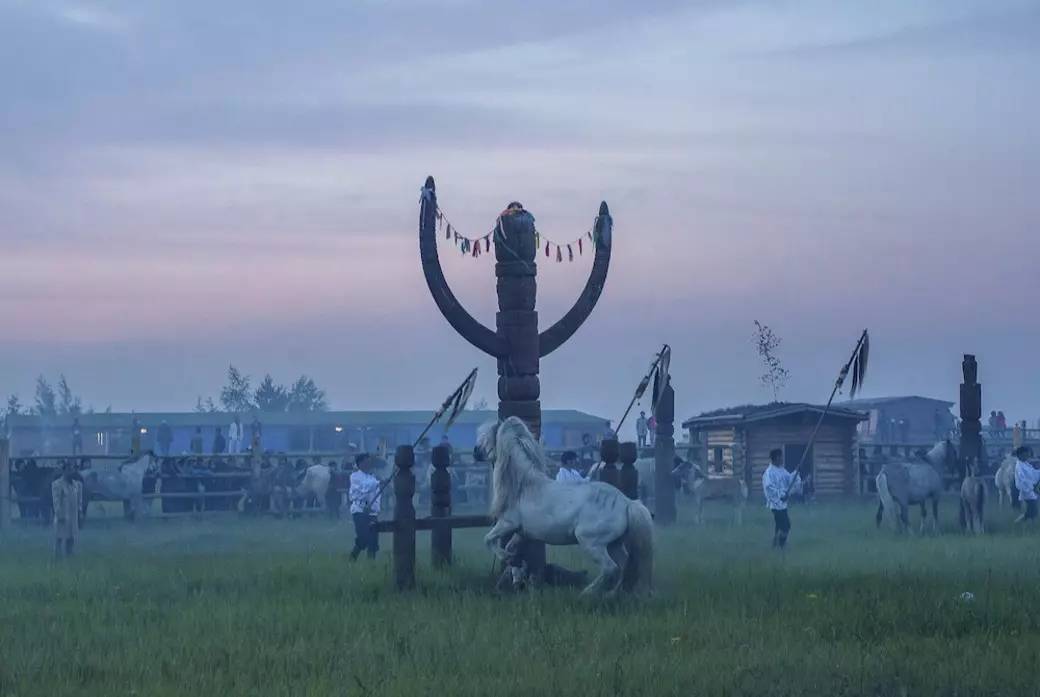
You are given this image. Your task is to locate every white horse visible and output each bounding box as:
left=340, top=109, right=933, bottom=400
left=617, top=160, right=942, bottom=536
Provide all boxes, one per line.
left=479, top=417, right=654, bottom=596
left=635, top=457, right=747, bottom=525
left=876, top=440, right=956, bottom=534
left=959, top=459, right=986, bottom=535
left=995, top=455, right=1016, bottom=508
left=80, top=453, right=153, bottom=521
left=294, top=464, right=331, bottom=511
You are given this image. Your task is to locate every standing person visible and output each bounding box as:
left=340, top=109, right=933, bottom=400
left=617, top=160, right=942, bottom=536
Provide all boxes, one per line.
left=250, top=415, right=263, bottom=452
left=635, top=411, right=648, bottom=448
left=1014, top=447, right=1040, bottom=524
left=228, top=416, right=242, bottom=455
left=647, top=413, right=657, bottom=447
left=190, top=427, right=204, bottom=455
left=212, top=427, right=226, bottom=455
left=157, top=420, right=173, bottom=456
left=997, top=411, right=1008, bottom=439
left=52, top=461, right=82, bottom=559
left=349, top=453, right=381, bottom=560
left=988, top=411, right=999, bottom=437
left=71, top=417, right=83, bottom=456
left=555, top=451, right=585, bottom=482
left=763, top=448, right=800, bottom=549
left=130, top=416, right=142, bottom=456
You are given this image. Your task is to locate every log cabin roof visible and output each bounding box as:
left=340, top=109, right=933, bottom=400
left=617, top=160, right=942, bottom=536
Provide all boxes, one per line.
left=841, top=395, right=954, bottom=409
left=683, top=402, right=867, bottom=430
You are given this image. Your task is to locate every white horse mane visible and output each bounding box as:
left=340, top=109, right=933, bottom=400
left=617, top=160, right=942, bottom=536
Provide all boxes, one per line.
left=478, top=417, right=549, bottom=518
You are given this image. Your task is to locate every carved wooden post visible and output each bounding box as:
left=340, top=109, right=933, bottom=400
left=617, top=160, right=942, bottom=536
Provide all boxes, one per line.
left=419, top=176, right=612, bottom=583
left=654, top=382, right=677, bottom=525
left=599, top=439, right=620, bottom=489
left=393, top=445, right=416, bottom=590
left=0, top=438, right=10, bottom=531
left=618, top=441, right=639, bottom=499
left=430, top=444, right=452, bottom=567
left=959, top=354, right=984, bottom=472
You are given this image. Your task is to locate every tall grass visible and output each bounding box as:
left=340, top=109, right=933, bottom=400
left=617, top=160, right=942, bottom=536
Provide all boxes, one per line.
left=2, top=500, right=1039, bottom=696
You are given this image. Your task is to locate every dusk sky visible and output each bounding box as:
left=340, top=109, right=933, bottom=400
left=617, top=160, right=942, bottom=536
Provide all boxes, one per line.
left=2, top=0, right=1038, bottom=430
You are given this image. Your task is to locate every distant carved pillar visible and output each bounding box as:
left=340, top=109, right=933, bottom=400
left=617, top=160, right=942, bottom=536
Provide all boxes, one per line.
left=0, top=438, right=9, bottom=531
left=653, top=383, right=677, bottom=525
left=959, top=354, right=984, bottom=470
left=393, top=445, right=416, bottom=590
left=599, top=439, right=620, bottom=489
left=430, top=444, right=452, bottom=567
left=618, top=441, right=639, bottom=499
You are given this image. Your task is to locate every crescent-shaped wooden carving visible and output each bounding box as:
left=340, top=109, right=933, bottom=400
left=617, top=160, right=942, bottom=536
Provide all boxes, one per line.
left=418, top=176, right=507, bottom=357
left=538, top=201, right=612, bottom=357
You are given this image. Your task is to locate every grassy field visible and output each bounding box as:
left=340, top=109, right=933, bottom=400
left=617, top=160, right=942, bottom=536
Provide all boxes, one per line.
left=2, top=499, right=1040, bottom=697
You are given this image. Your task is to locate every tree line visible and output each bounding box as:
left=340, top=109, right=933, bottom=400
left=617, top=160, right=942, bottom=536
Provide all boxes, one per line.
left=195, top=365, right=328, bottom=414
left=2, top=365, right=328, bottom=431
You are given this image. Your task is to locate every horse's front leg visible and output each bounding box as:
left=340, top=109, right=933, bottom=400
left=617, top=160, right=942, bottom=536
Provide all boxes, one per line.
left=484, top=518, right=519, bottom=562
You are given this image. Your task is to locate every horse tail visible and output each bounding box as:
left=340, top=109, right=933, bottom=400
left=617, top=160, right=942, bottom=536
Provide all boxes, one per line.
left=876, top=472, right=894, bottom=530
left=625, top=502, right=655, bottom=595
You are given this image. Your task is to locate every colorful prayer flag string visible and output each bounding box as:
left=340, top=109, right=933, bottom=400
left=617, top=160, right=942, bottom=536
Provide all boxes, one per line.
left=435, top=204, right=597, bottom=263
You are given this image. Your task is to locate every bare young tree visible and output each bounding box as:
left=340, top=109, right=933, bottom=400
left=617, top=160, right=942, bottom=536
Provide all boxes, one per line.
left=753, top=320, right=790, bottom=401
left=219, top=365, right=253, bottom=412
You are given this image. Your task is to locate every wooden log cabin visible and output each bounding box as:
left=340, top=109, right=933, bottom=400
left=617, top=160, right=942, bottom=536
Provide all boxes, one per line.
left=682, top=403, right=868, bottom=497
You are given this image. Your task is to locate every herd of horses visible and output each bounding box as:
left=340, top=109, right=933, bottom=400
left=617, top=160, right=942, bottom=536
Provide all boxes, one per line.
left=9, top=454, right=392, bottom=523
left=8, top=436, right=1024, bottom=541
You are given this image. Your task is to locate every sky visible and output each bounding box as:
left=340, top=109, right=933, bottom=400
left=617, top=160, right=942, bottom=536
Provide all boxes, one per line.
left=1, top=0, right=1038, bottom=430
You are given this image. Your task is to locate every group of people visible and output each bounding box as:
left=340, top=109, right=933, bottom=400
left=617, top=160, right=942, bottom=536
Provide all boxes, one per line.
left=66, top=415, right=265, bottom=458
left=988, top=411, right=1010, bottom=439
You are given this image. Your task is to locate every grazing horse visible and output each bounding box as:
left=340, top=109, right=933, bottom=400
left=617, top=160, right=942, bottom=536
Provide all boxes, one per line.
left=994, top=455, right=1017, bottom=509
left=479, top=417, right=654, bottom=596
left=293, top=463, right=332, bottom=513
left=634, top=457, right=747, bottom=524
left=875, top=439, right=956, bottom=533
left=959, top=459, right=986, bottom=535
left=80, top=453, right=153, bottom=521
left=687, top=463, right=748, bottom=525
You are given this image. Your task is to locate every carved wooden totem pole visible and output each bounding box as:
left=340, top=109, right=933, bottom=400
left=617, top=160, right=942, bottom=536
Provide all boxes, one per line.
left=419, top=176, right=612, bottom=578
left=959, top=354, right=984, bottom=472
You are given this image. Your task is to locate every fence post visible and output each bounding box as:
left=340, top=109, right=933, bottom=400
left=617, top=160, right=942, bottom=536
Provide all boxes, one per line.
left=393, top=445, right=416, bottom=590
left=653, top=382, right=677, bottom=525
left=0, top=438, right=9, bottom=531
left=599, top=439, right=620, bottom=489
left=619, top=442, right=639, bottom=500
left=430, top=444, right=452, bottom=567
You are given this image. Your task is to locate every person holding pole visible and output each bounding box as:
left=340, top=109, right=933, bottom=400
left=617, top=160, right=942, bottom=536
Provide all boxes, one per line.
left=763, top=448, right=800, bottom=550
left=349, top=453, right=381, bottom=560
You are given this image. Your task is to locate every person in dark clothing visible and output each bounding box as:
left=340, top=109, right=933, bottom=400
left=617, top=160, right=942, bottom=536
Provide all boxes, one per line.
left=71, top=417, right=83, bottom=456
left=212, top=427, right=226, bottom=454
left=190, top=427, right=204, bottom=455
left=157, top=420, right=173, bottom=456
left=250, top=416, right=263, bottom=452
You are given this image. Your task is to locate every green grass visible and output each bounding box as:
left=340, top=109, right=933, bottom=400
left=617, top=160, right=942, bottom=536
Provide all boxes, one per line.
left=2, top=500, right=1040, bottom=696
